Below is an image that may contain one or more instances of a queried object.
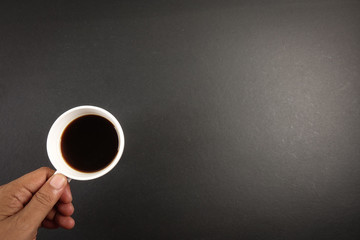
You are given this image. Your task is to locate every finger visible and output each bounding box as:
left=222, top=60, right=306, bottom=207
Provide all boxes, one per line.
left=17, top=174, right=67, bottom=228
left=6, top=167, right=55, bottom=206
left=46, top=208, right=56, bottom=220
left=42, top=219, right=59, bottom=229
left=59, top=183, right=72, bottom=204
left=12, top=167, right=55, bottom=193
left=55, top=213, right=75, bottom=230
left=56, top=202, right=74, bottom=216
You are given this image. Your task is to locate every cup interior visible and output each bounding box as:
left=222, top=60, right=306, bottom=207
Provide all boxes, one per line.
left=47, top=106, right=124, bottom=180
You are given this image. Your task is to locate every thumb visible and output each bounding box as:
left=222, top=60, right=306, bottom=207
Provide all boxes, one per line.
left=18, top=173, right=68, bottom=227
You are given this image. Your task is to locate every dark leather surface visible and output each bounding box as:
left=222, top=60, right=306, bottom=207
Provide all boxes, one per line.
left=1, top=1, right=359, bottom=239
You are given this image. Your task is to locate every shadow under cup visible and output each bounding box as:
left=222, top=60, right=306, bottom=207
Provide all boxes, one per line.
left=47, top=106, right=125, bottom=181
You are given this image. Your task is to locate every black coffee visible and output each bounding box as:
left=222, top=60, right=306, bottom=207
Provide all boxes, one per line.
left=61, top=115, right=119, bottom=173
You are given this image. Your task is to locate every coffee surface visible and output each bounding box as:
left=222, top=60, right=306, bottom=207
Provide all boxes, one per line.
left=61, top=115, right=118, bottom=172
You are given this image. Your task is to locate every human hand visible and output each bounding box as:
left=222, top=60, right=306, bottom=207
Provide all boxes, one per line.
left=0, top=167, right=75, bottom=240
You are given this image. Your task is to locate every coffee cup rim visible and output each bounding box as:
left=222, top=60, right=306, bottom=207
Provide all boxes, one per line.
left=46, top=105, right=125, bottom=180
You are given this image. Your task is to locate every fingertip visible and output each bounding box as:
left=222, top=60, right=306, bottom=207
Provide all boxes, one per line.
left=55, top=214, right=75, bottom=230
left=68, top=217, right=75, bottom=229
left=57, top=202, right=74, bottom=216
left=39, top=167, right=55, bottom=176
left=50, top=174, right=67, bottom=190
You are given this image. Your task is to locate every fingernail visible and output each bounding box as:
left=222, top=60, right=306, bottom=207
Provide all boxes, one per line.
left=50, top=174, right=67, bottom=190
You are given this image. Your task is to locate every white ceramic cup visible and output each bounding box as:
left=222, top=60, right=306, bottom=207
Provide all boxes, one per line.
left=47, top=105, right=125, bottom=181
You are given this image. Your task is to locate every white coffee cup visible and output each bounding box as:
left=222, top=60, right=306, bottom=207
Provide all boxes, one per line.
left=47, top=105, right=125, bottom=181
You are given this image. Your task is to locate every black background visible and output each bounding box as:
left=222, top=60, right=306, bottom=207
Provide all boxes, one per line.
left=1, top=0, right=359, bottom=239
